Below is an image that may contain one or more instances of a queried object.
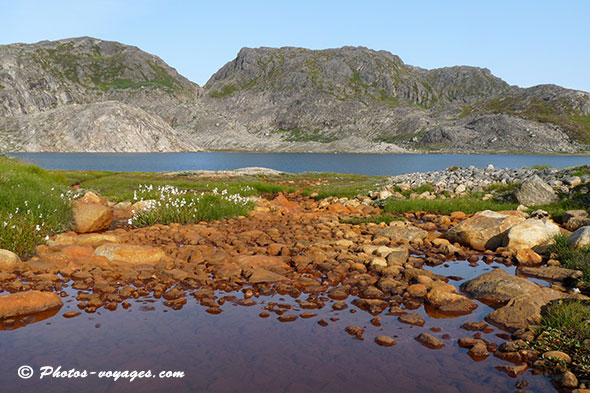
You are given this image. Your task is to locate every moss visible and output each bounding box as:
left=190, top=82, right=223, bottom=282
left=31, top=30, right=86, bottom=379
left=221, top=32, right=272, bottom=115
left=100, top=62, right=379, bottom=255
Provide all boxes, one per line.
left=209, top=83, right=239, bottom=98
left=376, top=90, right=399, bottom=107
left=471, top=95, right=590, bottom=144
left=32, top=43, right=184, bottom=94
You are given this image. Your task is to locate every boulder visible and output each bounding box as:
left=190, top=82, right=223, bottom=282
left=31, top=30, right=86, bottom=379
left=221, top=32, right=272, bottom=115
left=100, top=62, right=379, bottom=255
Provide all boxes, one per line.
left=248, top=268, right=288, bottom=284
left=446, top=210, right=526, bottom=251
left=0, top=290, right=63, bottom=318
left=460, top=268, right=541, bottom=304
left=569, top=226, right=590, bottom=249
left=426, top=281, right=478, bottom=315
left=235, top=255, right=291, bottom=274
left=504, top=219, right=561, bottom=251
left=0, top=249, right=21, bottom=270
left=563, top=210, right=590, bottom=231
left=375, top=224, right=428, bottom=242
left=485, top=288, right=563, bottom=332
left=518, top=266, right=583, bottom=283
left=72, top=201, right=113, bottom=233
left=93, top=243, right=167, bottom=265
left=80, top=191, right=106, bottom=205
left=514, top=175, right=559, bottom=206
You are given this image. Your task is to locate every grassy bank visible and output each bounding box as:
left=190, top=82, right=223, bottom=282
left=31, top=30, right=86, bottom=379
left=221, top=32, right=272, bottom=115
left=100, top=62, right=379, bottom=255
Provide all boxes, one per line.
left=548, top=235, right=590, bottom=290
left=129, top=185, right=253, bottom=227
left=382, top=197, right=518, bottom=215
left=0, top=156, right=73, bottom=256
left=532, top=299, right=590, bottom=377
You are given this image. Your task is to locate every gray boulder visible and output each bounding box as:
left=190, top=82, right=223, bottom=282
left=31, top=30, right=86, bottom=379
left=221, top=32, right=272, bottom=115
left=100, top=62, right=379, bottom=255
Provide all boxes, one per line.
left=460, top=268, right=541, bottom=304
left=514, top=175, right=559, bottom=206
left=568, top=226, right=590, bottom=249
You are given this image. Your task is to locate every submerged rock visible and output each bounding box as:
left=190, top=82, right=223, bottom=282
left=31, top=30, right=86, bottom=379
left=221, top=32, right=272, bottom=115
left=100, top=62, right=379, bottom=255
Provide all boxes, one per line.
left=485, top=288, right=563, bottom=332
left=460, top=268, right=540, bottom=304
left=415, top=333, right=445, bottom=349
left=0, top=290, right=62, bottom=319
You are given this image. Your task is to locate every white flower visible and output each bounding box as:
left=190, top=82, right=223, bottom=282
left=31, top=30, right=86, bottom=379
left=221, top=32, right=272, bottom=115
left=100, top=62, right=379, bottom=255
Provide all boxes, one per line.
left=573, top=288, right=581, bottom=294
left=35, top=224, right=41, bottom=231
left=45, top=235, right=49, bottom=241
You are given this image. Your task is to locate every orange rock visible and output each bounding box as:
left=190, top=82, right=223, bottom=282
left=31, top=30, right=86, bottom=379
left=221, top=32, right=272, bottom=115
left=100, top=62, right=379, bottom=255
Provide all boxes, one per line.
left=515, top=248, right=543, bottom=265
left=0, top=290, right=63, bottom=318
left=80, top=191, right=106, bottom=205
left=73, top=201, right=113, bottom=233
left=61, top=245, right=95, bottom=258
left=327, top=203, right=349, bottom=214
left=235, top=255, right=291, bottom=274
left=93, top=243, right=167, bottom=265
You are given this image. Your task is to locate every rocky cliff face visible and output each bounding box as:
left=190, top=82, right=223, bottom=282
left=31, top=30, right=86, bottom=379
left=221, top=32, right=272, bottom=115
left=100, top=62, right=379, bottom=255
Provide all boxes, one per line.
left=197, top=46, right=589, bottom=153
left=1, top=38, right=589, bottom=153
left=0, top=37, right=200, bottom=152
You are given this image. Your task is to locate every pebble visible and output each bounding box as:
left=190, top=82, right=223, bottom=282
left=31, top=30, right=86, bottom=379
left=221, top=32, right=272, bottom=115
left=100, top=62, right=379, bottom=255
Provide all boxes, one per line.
left=415, top=333, right=445, bottom=349
left=375, top=335, right=396, bottom=347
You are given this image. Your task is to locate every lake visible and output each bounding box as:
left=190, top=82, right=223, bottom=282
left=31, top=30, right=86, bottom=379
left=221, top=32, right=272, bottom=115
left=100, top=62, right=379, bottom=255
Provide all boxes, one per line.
left=8, top=152, right=590, bottom=175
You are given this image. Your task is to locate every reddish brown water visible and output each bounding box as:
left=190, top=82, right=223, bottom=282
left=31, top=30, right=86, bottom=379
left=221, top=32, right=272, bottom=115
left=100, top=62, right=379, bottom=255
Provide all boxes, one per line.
left=0, top=260, right=556, bottom=393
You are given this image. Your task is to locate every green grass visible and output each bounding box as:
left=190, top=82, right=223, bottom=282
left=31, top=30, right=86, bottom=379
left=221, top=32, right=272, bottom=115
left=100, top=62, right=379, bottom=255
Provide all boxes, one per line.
left=541, top=300, right=590, bottom=340
left=531, top=299, right=590, bottom=376
left=0, top=156, right=73, bottom=257
left=130, top=193, right=253, bottom=227
left=301, top=174, right=384, bottom=200
left=382, top=197, right=518, bottom=215
left=548, top=235, right=590, bottom=286
left=487, top=182, right=522, bottom=193
left=74, top=173, right=295, bottom=202
left=533, top=184, right=590, bottom=222
left=209, top=84, right=239, bottom=98
left=472, top=95, right=590, bottom=144
left=570, top=165, right=590, bottom=177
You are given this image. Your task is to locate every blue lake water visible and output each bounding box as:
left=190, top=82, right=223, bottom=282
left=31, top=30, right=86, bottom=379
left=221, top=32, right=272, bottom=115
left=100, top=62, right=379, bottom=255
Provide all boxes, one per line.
left=7, top=152, right=590, bottom=175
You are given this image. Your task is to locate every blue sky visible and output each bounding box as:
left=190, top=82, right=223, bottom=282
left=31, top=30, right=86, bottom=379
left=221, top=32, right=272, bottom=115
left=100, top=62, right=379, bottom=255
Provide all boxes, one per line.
left=1, top=0, right=588, bottom=91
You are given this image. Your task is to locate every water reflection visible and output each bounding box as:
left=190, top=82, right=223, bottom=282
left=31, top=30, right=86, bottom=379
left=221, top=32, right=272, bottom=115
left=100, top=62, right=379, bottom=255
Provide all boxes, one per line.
left=0, top=259, right=556, bottom=393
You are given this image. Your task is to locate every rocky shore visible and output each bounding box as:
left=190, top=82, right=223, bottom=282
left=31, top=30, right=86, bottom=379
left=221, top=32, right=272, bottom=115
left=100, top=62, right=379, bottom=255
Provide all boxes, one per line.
left=0, top=167, right=589, bottom=392
left=384, top=165, right=590, bottom=196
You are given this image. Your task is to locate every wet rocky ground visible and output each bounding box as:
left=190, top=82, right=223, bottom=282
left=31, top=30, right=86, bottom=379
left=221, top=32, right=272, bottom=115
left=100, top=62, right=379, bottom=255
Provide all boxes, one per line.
left=1, top=192, right=588, bottom=392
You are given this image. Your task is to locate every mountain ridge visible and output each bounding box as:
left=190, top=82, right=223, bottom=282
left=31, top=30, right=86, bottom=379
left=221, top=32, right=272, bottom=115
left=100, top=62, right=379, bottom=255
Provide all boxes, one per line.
left=1, top=37, right=588, bottom=153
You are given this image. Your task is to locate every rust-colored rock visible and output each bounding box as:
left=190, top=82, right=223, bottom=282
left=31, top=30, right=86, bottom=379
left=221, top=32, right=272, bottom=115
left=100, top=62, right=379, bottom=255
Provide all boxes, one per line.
left=415, top=333, right=445, bottom=349
left=73, top=201, right=113, bottom=233
left=93, top=243, right=167, bottom=265
left=0, top=290, right=62, bottom=319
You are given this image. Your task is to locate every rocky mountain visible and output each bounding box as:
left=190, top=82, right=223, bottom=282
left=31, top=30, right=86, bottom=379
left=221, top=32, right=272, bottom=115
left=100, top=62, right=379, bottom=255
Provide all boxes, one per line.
left=1, top=38, right=589, bottom=153
left=0, top=37, right=200, bottom=152
left=197, top=46, right=589, bottom=153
